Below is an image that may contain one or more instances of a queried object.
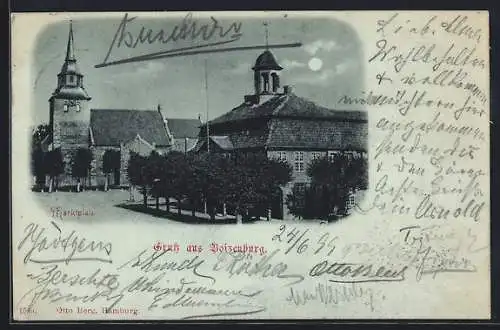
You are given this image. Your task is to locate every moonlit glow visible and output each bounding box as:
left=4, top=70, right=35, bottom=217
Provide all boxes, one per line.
left=308, top=57, right=323, bottom=71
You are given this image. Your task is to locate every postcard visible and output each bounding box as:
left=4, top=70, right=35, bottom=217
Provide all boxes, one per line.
left=11, top=11, right=490, bottom=320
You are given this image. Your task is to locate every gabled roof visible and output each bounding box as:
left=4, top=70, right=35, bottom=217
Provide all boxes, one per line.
left=90, top=109, right=171, bottom=147
left=122, top=133, right=156, bottom=156
left=209, top=93, right=367, bottom=126
left=167, top=118, right=201, bottom=138
left=210, top=136, right=234, bottom=150
left=193, top=135, right=234, bottom=153
left=40, top=134, right=53, bottom=152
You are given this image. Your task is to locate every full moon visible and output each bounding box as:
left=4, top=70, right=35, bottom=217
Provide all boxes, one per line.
left=308, top=57, right=323, bottom=71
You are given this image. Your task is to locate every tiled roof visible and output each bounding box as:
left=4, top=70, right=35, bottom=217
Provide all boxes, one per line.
left=267, top=118, right=367, bottom=151
left=204, top=93, right=368, bottom=152
left=90, top=109, right=171, bottom=147
left=167, top=119, right=201, bottom=138
left=209, top=93, right=367, bottom=125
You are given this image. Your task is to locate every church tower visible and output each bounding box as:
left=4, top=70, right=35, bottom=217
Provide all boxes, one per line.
left=48, top=22, right=91, bottom=170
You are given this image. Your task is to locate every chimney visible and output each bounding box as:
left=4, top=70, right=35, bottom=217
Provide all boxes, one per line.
left=283, top=85, right=292, bottom=94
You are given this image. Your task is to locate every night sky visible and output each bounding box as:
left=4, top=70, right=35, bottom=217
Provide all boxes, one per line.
left=32, top=12, right=364, bottom=125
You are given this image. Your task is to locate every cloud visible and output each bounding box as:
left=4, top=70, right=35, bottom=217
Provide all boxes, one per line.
left=294, top=69, right=336, bottom=86
left=293, top=60, right=353, bottom=86
left=281, top=59, right=306, bottom=69
left=303, top=40, right=340, bottom=56
left=229, top=59, right=306, bottom=74
left=334, top=62, right=350, bottom=75
left=228, top=62, right=251, bottom=75
left=111, top=61, right=168, bottom=79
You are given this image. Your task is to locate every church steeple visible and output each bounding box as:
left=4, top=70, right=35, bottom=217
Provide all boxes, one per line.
left=49, top=20, right=92, bottom=152
left=65, top=21, right=76, bottom=61
left=52, top=21, right=90, bottom=100
left=59, top=21, right=82, bottom=78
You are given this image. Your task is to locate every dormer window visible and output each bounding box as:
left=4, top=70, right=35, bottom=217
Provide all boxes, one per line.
left=63, top=104, right=69, bottom=112
left=69, top=75, right=74, bottom=83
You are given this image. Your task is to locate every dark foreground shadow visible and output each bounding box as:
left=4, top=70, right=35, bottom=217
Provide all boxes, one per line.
left=116, top=203, right=260, bottom=225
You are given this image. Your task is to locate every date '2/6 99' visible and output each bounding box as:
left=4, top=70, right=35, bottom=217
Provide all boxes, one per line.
left=272, top=225, right=338, bottom=256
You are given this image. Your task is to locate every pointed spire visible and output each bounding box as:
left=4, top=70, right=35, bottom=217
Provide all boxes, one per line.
left=65, top=21, right=75, bottom=61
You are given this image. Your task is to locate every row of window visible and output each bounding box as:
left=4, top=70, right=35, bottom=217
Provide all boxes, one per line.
left=276, top=151, right=365, bottom=173
left=63, top=104, right=81, bottom=112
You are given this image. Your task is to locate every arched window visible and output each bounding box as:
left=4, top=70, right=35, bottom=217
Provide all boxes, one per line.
left=271, top=73, right=280, bottom=92
left=262, top=72, right=269, bottom=93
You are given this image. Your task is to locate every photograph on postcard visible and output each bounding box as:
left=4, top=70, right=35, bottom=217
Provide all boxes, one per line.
left=11, top=11, right=490, bottom=320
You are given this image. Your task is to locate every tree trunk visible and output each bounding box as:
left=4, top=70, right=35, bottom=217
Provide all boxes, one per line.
left=54, top=176, right=59, bottom=192
left=267, top=206, right=272, bottom=221
left=235, top=206, right=242, bottom=224
left=155, top=196, right=159, bottom=210
left=105, top=174, right=109, bottom=191
left=77, top=179, right=81, bottom=193
left=223, top=203, right=227, bottom=217
left=48, top=177, right=53, bottom=193
left=203, top=200, right=208, bottom=214
left=143, top=187, right=147, bottom=207
left=191, top=198, right=196, bottom=216
left=209, top=205, right=215, bottom=221
left=177, top=197, right=182, bottom=215
left=165, top=197, right=170, bottom=212
left=129, top=185, right=135, bottom=202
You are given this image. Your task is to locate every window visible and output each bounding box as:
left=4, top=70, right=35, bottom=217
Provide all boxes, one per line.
left=312, top=152, right=322, bottom=160
left=76, top=104, right=81, bottom=112
left=345, top=189, right=356, bottom=213
left=295, top=182, right=306, bottom=193
left=276, top=151, right=287, bottom=161
left=69, top=75, right=75, bottom=84
left=63, top=104, right=69, bottom=112
left=328, top=150, right=339, bottom=162
left=294, top=151, right=304, bottom=172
